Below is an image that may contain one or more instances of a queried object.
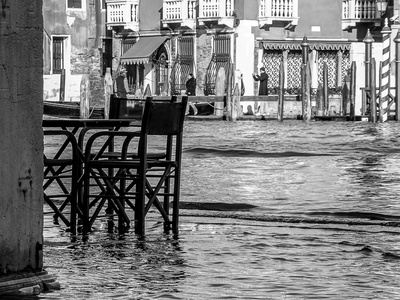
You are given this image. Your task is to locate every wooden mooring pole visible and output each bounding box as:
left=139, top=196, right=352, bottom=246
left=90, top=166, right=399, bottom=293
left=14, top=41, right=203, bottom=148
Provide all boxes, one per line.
left=301, top=62, right=312, bottom=121
left=277, top=62, right=285, bottom=122
left=342, top=75, right=350, bottom=116
left=301, top=36, right=311, bottom=121
left=225, top=67, right=234, bottom=121
left=228, top=83, right=240, bottom=121
left=349, top=61, right=356, bottom=120
left=323, top=63, right=329, bottom=116
left=104, top=67, right=113, bottom=119
left=80, top=74, right=90, bottom=119
left=60, top=69, right=66, bottom=102
left=215, top=68, right=226, bottom=118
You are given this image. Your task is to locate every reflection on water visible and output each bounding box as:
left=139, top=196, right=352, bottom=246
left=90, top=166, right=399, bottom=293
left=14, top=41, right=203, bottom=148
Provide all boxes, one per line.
left=40, top=119, right=400, bottom=299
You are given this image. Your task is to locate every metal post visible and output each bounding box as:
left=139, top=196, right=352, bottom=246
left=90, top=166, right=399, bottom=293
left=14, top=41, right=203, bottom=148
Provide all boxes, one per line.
left=363, top=29, right=375, bottom=90
left=394, top=31, right=400, bottom=121
left=301, top=35, right=310, bottom=65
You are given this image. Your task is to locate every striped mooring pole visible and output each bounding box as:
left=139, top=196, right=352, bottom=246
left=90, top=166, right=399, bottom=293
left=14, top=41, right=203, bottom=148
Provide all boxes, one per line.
left=380, top=18, right=391, bottom=122
left=394, top=31, right=400, bottom=121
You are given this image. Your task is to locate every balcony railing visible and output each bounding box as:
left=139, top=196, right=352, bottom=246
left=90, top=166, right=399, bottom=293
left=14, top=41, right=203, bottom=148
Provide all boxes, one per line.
left=342, top=0, right=380, bottom=30
left=106, top=0, right=139, bottom=31
left=198, top=0, right=235, bottom=27
left=258, top=0, right=299, bottom=29
left=162, top=0, right=197, bottom=29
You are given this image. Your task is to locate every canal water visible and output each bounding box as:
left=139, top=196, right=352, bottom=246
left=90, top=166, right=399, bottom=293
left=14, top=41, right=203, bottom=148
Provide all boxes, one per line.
left=39, top=119, right=400, bottom=299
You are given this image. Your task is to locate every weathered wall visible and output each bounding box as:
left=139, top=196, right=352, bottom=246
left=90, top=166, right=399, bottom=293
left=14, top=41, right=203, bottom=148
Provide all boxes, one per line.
left=0, top=0, right=44, bottom=273
left=196, top=32, right=213, bottom=96
left=139, top=0, right=163, bottom=31
left=43, top=0, right=105, bottom=106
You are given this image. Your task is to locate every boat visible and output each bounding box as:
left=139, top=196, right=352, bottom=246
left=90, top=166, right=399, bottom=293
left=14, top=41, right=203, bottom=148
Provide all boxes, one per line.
left=44, top=101, right=104, bottom=119
left=192, top=102, right=214, bottom=115
left=44, top=98, right=214, bottom=119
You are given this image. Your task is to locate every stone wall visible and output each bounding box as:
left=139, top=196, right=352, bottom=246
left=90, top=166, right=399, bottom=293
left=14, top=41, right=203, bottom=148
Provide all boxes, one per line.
left=247, top=95, right=344, bottom=119
left=71, top=48, right=104, bottom=107
left=0, top=0, right=44, bottom=273
left=196, top=33, right=213, bottom=96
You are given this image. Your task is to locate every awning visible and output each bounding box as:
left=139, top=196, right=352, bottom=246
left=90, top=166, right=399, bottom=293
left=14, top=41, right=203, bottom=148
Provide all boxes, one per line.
left=120, top=36, right=168, bottom=65
left=261, top=40, right=351, bottom=51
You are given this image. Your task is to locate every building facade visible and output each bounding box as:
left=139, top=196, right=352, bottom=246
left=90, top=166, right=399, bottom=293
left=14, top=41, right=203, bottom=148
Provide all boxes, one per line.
left=43, top=0, right=399, bottom=114
left=43, top=0, right=109, bottom=105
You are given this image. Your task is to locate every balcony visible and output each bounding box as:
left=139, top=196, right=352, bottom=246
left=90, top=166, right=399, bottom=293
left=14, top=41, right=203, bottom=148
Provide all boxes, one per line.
left=342, top=0, right=381, bottom=30
left=162, top=0, right=197, bottom=30
left=258, top=0, right=299, bottom=29
left=106, top=0, right=139, bottom=32
left=198, top=0, right=235, bottom=28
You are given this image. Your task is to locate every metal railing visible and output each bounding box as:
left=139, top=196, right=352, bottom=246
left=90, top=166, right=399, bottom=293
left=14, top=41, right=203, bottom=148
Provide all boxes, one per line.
left=163, top=0, right=197, bottom=20
left=259, top=0, right=298, bottom=19
left=171, top=55, right=194, bottom=95
left=199, top=0, right=234, bottom=18
left=106, top=0, right=139, bottom=25
left=204, top=53, right=232, bottom=95
left=342, top=0, right=377, bottom=19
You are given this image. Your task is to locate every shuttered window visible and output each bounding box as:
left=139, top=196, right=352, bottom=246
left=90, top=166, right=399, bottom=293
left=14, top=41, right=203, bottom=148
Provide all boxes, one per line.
left=68, top=0, right=82, bottom=9
left=52, top=37, right=64, bottom=74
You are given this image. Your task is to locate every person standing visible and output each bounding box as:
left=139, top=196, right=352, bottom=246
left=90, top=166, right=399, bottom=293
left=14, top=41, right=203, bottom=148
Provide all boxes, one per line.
left=185, top=73, right=198, bottom=115
left=252, top=67, right=269, bottom=116
left=252, top=67, right=268, bottom=95
left=186, top=73, right=196, bottom=96
left=114, top=68, right=130, bottom=98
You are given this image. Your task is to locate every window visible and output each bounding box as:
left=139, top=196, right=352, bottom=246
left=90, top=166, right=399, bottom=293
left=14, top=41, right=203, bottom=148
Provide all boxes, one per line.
left=101, top=0, right=106, bottom=10
left=102, top=39, right=113, bottom=75
left=67, top=0, right=82, bottom=9
left=52, top=37, right=64, bottom=74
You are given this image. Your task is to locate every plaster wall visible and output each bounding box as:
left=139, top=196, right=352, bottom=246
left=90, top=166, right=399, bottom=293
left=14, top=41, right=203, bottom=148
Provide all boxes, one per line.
left=43, top=0, right=106, bottom=106
left=139, top=0, right=163, bottom=31
left=0, top=0, right=44, bottom=274
left=235, top=20, right=258, bottom=96
left=294, top=0, right=343, bottom=39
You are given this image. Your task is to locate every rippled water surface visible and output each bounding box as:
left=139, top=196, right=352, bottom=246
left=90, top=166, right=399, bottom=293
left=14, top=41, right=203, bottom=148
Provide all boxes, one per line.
left=39, top=119, right=400, bottom=299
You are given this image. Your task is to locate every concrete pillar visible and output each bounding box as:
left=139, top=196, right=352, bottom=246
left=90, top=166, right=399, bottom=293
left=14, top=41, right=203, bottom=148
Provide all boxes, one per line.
left=0, top=0, right=57, bottom=296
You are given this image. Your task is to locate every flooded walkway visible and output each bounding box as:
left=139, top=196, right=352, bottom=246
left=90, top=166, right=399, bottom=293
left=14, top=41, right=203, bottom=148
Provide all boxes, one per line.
left=39, top=119, right=400, bottom=299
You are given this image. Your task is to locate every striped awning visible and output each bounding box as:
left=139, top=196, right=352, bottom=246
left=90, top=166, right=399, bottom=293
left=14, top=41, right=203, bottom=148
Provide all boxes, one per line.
left=120, top=36, right=169, bottom=65
left=261, top=40, right=351, bottom=51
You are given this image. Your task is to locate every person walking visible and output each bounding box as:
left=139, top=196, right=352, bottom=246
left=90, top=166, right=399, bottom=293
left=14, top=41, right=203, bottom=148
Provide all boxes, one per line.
left=252, top=67, right=268, bottom=116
